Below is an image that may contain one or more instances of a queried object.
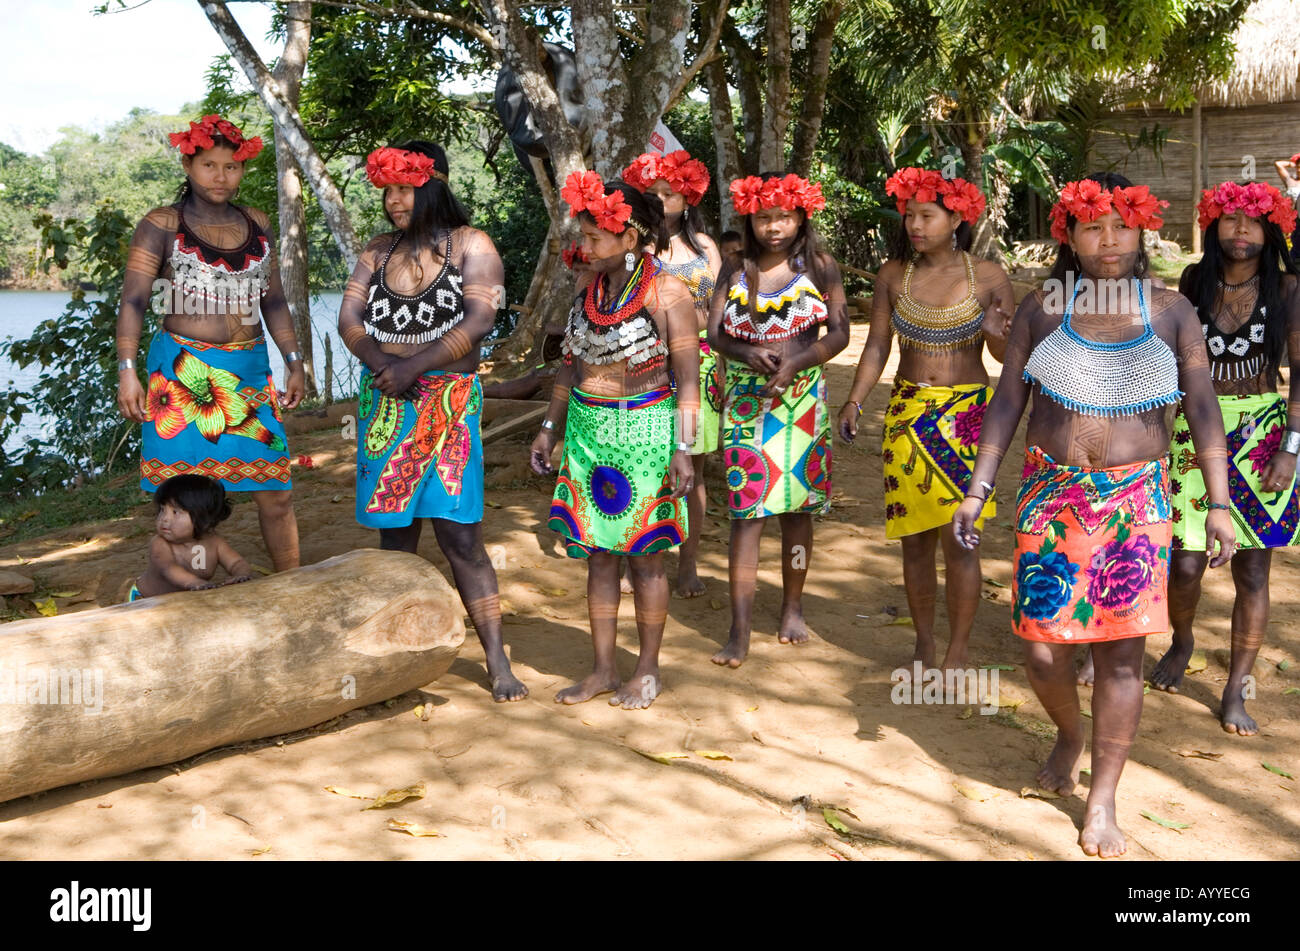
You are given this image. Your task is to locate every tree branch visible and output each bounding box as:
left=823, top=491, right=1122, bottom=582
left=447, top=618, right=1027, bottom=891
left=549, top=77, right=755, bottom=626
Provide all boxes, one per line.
left=665, top=0, right=727, bottom=113
left=277, top=0, right=500, bottom=55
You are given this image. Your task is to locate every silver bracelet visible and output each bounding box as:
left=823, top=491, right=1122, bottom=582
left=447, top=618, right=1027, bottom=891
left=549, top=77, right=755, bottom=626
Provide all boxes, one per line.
left=283, top=351, right=303, bottom=364
left=676, top=441, right=692, bottom=452
left=1281, top=430, right=1300, bottom=455
left=117, top=358, right=136, bottom=372
left=979, top=480, right=995, bottom=496
left=541, top=419, right=556, bottom=431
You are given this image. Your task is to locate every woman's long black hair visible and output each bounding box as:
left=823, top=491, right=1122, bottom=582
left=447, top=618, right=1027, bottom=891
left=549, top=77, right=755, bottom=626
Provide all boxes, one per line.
left=739, top=171, right=830, bottom=322
left=580, top=180, right=669, bottom=256
left=1180, top=197, right=1300, bottom=387
left=1047, top=171, right=1151, bottom=287
left=675, top=202, right=708, bottom=256
left=383, top=140, right=471, bottom=264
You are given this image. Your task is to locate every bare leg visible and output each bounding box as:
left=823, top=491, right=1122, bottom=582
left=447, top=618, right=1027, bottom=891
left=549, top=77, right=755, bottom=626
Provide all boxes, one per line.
left=1079, top=636, right=1145, bottom=858
left=900, top=530, right=939, bottom=668
left=777, top=512, right=813, bottom=644
left=557, top=550, right=622, bottom=703
left=674, top=455, right=708, bottom=598
left=253, top=489, right=299, bottom=571
left=431, top=519, right=527, bottom=702
left=1221, top=548, right=1270, bottom=735
left=1151, top=550, right=1207, bottom=692
left=712, top=517, right=766, bottom=667
left=611, top=552, right=668, bottom=709
left=619, top=557, right=633, bottom=594
left=379, top=520, right=422, bottom=554
left=1023, top=640, right=1086, bottom=797
left=1076, top=648, right=1095, bottom=686
left=938, top=525, right=981, bottom=670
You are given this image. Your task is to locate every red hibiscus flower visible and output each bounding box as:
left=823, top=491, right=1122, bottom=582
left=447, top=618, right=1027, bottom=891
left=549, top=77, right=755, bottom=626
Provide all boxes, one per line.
left=1113, top=185, right=1168, bottom=231
left=730, top=176, right=765, bottom=216
left=590, top=191, right=633, bottom=233
left=622, top=153, right=661, bottom=191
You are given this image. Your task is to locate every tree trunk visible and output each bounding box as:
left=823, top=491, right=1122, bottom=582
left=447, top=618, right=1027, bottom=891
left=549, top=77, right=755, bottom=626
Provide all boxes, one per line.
left=620, top=0, right=691, bottom=172
left=960, top=133, right=1004, bottom=262
left=789, top=0, right=844, bottom=178
left=722, top=17, right=763, bottom=176
left=572, top=0, right=629, bottom=176
left=200, top=0, right=361, bottom=269
left=0, top=550, right=465, bottom=805
left=272, top=1, right=317, bottom=400
left=705, top=55, right=744, bottom=233
left=760, top=0, right=792, bottom=173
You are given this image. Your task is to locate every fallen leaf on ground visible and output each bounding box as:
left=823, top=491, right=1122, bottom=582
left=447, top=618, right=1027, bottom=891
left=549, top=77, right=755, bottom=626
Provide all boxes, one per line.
left=413, top=705, right=425, bottom=719
left=709, top=598, right=723, bottom=610
left=362, top=783, right=426, bottom=810
left=1278, top=659, right=1291, bottom=671
left=957, top=707, right=973, bottom=720
left=1081, top=708, right=1093, bottom=718
left=97, top=803, right=112, bottom=809
left=498, top=598, right=517, bottom=616
left=485, top=500, right=502, bottom=508
left=251, top=564, right=272, bottom=576
left=1020, top=786, right=1061, bottom=800
left=34, top=598, right=57, bottom=617
left=823, top=808, right=850, bottom=834
left=47, top=590, right=80, bottom=598
left=1284, top=687, right=1300, bottom=696
left=954, top=783, right=990, bottom=802
left=694, top=750, right=733, bottom=761
left=1172, top=749, right=1222, bottom=760
left=634, top=750, right=689, bottom=765
left=750, top=731, right=765, bottom=745
left=1262, top=762, right=1295, bottom=780
left=330, top=494, right=343, bottom=503
left=745, top=705, right=758, bottom=712
left=1080, top=767, right=1092, bottom=775
left=884, top=616, right=914, bottom=627
left=1186, top=651, right=1207, bottom=673
left=387, top=819, right=443, bottom=837
left=250, top=846, right=271, bottom=855
left=535, top=585, right=568, bottom=597
left=324, top=786, right=371, bottom=801
left=1140, top=810, right=1189, bottom=831
left=982, top=578, right=1008, bottom=588
left=980, top=663, right=1015, bottom=671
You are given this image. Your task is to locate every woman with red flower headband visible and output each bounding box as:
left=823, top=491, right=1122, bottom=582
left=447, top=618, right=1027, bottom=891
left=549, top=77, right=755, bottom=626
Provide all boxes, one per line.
left=838, top=167, right=1014, bottom=674
left=116, top=113, right=304, bottom=575
left=623, top=150, right=723, bottom=599
left=706, top=171, right=849, bottom=667
left=1151, top=179, right=1300, bottom=737
left=337, top=140, right=528, bottom=703
left=530, top=172, right=699, bottom=709
left=953, top=171, right=1235, bottom=858
left=1274, top=152, right=1300, bottom=264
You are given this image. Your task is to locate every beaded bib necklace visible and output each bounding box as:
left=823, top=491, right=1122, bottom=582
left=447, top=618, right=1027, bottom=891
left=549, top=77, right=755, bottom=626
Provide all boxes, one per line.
left=365, top=231, right=465, bottom=343
left=1023, top=278, right=1183, bottom=417
left=659, top=248, right=715, bottom=313
left=563, top=254, right=667, bottom=375
left=1203, top=289, right=1268, bottom=381
left=170, top=203, right=271, bottom=311
left=891, top=252, right=984, bottom=352
left=722, top=270, right=828, bottom=342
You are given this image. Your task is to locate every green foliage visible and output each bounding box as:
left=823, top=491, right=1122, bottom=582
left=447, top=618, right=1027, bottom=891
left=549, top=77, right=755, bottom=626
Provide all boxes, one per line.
left=0, top=203, right=137, bottom=501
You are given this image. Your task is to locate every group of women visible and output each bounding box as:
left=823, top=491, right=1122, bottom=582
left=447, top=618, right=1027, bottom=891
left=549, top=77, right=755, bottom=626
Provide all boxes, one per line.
left=117, top=113, right=1300, bottom=858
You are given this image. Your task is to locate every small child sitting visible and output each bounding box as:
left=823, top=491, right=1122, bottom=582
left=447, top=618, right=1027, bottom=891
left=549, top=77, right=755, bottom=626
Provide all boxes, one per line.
left=130, top=474, right=254, bottom=600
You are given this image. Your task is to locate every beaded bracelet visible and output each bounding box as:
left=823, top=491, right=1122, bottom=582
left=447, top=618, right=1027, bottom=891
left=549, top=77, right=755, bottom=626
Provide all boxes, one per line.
left=1205, top=502, right=1230, bottom=511
left=848, top=400, right=863, bottom=418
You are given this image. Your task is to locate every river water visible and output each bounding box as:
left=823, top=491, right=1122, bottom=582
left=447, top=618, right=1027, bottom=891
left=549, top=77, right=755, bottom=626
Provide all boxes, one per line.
left=0, top=290, right=352, bottom=452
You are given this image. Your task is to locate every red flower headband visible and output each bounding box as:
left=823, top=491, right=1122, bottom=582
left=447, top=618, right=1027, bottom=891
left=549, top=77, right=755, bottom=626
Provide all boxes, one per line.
left=884, top=167, right=986, bottom=225
left=169, top=114, right=263, bottom=162
left=1196, top=180, right=1298, bottom=234
left=729, top=174, right=826, bottom=217
left=366, top=147, right=445, bottom=188
left=561, top=241, right=589, bottom=269
left=1048, top=179, right=1169, bottom=244
left=622, top=150, right=711, bottom=206
left=561, top=170, right=649, bottom=235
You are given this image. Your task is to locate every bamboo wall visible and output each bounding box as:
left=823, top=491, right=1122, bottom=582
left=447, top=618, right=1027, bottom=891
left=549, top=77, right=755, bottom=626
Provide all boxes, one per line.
left=1089, top=100, right=1300, bottom=248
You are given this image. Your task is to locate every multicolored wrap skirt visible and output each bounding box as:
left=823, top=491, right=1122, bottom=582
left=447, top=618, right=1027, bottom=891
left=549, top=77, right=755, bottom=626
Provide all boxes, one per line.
left=1013, top=446, right=1172, bottom=643
left=548, top=386, right=686, bottom=558
left=355, top=369, right=483, bottom=527
left=882, top=379, right=994, bottom=539
left=689, top=330, right=722, bottom=455
left=140, top=331, right=291, bottom=491
left=1170, top=393, right=1300, bottom=551
left=721, top=364, right=832, bottom=518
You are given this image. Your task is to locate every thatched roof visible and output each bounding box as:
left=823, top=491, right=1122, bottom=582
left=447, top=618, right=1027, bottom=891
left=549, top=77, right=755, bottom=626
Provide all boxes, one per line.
left=1197, top=0, right=1300, bottom=106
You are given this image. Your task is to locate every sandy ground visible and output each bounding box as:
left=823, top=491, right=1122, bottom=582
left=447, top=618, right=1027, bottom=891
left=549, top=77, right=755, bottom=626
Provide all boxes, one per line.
left=1, top=321, right=1297, bottom=860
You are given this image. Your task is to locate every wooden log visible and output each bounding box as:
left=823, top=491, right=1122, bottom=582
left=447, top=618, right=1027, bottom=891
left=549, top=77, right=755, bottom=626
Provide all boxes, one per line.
left=481, top=406, right=548, bottom=445
left=0, top=549, right=464, bottom=805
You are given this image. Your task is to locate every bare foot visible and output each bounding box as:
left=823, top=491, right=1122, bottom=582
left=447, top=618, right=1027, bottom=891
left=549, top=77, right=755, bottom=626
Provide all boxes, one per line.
left=711, top=631, right=749, bottom=668
left=1149, top=640, right=1194, bottom=693
left=619, top=572, right=634, bottom=595
left=610, top=671, right=660, bottom=709
left=674, top=572, right=706, bottom=599
left=913, top=633, right=937, bottom=670
left=490, top=671, right=529, bottom=702
left=777, top=603, right=810, bottom=645
left=940, top=648, right=969, bottom=672
left=1076, top=647, right=1095, bottom=687
left=1036, top=732, right=1085, bottom=796
left=1220, top=685, right=1259, bottom=736
left=1079, top=802, right=1127, bottom=858
left=555, top=671, right=619, bottom=705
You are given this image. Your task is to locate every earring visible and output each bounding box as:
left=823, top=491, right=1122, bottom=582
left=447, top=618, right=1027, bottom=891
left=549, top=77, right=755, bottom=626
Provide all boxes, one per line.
left=625, top=252, right=635, bottom=272
left=951, top=231, right=958, bottom=251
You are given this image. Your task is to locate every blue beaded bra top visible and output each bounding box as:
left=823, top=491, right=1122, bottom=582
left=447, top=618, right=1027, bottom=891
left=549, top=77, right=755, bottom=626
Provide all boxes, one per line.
left=1023, top=279, right=1182, bottom=417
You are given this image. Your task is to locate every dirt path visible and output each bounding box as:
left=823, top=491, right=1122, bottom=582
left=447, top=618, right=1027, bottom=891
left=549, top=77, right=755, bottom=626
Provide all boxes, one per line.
left=1, top=323, right=1297, bottom=860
